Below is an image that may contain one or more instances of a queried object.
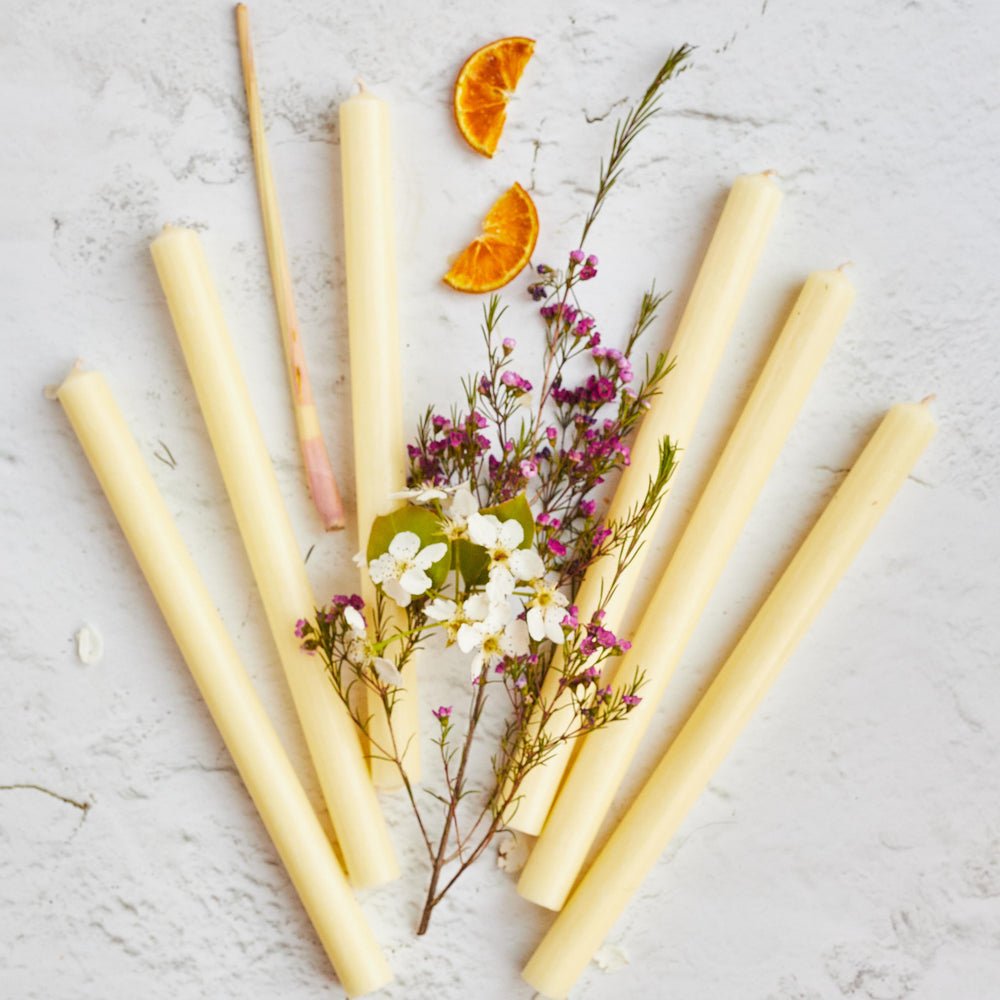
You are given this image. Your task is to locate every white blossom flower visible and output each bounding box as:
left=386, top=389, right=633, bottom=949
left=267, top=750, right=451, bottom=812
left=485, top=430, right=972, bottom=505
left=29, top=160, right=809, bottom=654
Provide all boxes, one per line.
left=485, top=566, right=518, bottom=605
left=368, top=531, right=448, bottom=607
left=467, top=513, right=545, bottom=581
left=373, top=656, right=404, bottom=687
left=440, top=485, right=480, bottom=541
left=449, top=486, right=479, bottom=520
left=461, top=593, right=492, bottom=621
left=425, top=597, right=459, bottom=622
left=425, top=596, right=472, bottom=644
left=457, top=602, right=530, bottom=680
left=343, top=605, right=367, bottom=635
left=526, top=578, right=570, bottom=643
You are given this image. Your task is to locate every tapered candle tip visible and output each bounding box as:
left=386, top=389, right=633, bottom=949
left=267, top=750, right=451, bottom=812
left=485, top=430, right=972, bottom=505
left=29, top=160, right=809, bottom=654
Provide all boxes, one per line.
left=46, top=359, right=85, bottom=400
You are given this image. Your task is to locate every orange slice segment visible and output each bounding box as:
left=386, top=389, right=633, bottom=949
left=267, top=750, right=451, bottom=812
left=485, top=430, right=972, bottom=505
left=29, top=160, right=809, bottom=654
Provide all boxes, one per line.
left=454, top=36, right=535, bottom=158
left=444, top=182, right=539, bottom=293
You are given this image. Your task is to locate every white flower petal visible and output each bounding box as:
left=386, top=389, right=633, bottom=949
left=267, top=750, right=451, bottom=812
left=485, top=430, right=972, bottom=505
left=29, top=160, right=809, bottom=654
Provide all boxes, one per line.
left=382, top=578, right=411, bottom=607
left=486, top=566, right=516, bottom=604
left=470, top=651, right=485, bottom=680
left=463, top=594, right=491, bottom=621
left=399, top=566, right=432, bottom=595
left=483, top=601, right=513, bottom=630
left=526, top=605, right=545, bottom=642
left=416, top=541, right=448, bottom=568
left=449, top=487, right=479, bottom=520
left=510, top=547, right=545, bottom=581
left=544, top=610, right=567, bottom=644
left=373, top=656, right=404, bottom=687
left=425, top=598, right=457, bottom=622
left=343, top=606, right=366, bottom=632
left=499, top=519, right=525, bottom=550
left=502, top=618, right=530, bottom=657
left=388, top=530, right=422, bottom=560
left=351, top=550, right=365, bottom=568
left=457, top=622, right=481, bottom=653
left=75, top=624, right=103, bottom=665
left=368, top=553, right=395, bottom=584
left=467, top=512, right=501, bottom=547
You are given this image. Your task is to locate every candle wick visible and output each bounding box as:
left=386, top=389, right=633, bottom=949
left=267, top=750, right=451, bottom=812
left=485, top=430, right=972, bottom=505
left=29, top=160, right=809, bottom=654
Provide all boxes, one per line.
left=920, top=393, right=937, bottom=406
left=762, top=168, right=779, bottom=177
left=837, top=261, right=855, bottom=271
left=354, top=77, right=368, bottom=94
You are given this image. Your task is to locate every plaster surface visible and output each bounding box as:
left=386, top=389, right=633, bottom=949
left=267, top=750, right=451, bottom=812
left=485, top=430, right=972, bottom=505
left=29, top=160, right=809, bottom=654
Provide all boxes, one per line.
left=2, top=2, right=999, bottom=998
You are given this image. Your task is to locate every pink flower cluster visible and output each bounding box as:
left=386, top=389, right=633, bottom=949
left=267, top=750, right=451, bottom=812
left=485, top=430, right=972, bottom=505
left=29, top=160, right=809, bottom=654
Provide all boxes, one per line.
left=408, top=410, right=490, bottom=484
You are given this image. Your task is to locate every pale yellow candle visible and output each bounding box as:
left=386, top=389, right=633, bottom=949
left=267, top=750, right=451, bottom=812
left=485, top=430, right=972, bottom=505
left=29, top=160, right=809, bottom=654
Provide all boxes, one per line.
left=151, top=226, right=399, bottom=888
left=508, top=173, right=783, bottom=834
left=54, top=367, right=392, bottom=997
left=518, top=269, right=855, bottom=910
left=522, top=401, right=936, bottom=998
left=340, top=84, right=418, bottom=787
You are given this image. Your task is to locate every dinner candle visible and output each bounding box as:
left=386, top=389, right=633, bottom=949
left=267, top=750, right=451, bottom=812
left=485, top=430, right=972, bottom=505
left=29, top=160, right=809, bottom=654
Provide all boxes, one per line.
left=518, top=269, right=855, bottom=910
left=507, top=172, right=782, bottom=834
left=340, top=85, right=418, bottom=787
left=522, top=401, right=937, bottom=998
left=54, top=366, right=392, bottom=997
left=151, top=226, right=399, bottom=888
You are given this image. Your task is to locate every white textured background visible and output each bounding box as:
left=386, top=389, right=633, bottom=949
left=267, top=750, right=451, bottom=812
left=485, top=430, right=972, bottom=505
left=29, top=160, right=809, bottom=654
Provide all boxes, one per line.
left=2, top=1, right=999, bottom=998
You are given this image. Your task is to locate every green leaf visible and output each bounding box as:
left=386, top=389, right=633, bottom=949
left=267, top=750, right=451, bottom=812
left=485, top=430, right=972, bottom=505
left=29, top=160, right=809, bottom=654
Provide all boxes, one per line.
left=455, top=538, right=490, bottom=588
left=366, top=506, right=451, bottom=589
left=455, top=492, right=535, bottom=587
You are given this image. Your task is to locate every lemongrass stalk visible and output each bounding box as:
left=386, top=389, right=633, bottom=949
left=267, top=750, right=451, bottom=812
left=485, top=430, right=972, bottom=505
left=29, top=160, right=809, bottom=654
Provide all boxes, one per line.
left=236, top=4, right=345, bottom=531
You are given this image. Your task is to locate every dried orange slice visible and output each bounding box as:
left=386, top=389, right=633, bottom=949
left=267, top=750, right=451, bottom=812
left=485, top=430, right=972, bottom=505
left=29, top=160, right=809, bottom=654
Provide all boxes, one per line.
left=454, top=36, right=535, bottom=158
left=444, top=183, right=539, bottom=293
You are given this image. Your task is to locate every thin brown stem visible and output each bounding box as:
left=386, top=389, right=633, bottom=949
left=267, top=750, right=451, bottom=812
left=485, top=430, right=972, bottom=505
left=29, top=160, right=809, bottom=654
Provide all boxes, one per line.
left=417, top=677, right=488, bottom=934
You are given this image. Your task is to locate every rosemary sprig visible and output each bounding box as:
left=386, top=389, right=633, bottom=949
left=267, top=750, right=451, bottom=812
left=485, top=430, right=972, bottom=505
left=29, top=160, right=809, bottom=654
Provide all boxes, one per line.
left=579, top=44, right=694, bottom=247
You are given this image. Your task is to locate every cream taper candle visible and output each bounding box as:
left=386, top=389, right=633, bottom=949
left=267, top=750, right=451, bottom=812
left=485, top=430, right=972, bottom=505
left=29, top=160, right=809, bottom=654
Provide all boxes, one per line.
left=507, top=172, right=783, bottom=834
left=151, top=226, right=398, bottom=888
left=522, top=401, right=937, bottom=998
left=54, top=366, right=392, bottom=997
left=518, top=269, right=855, bottom=910
left=340, top=84, right=418, bottom=787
